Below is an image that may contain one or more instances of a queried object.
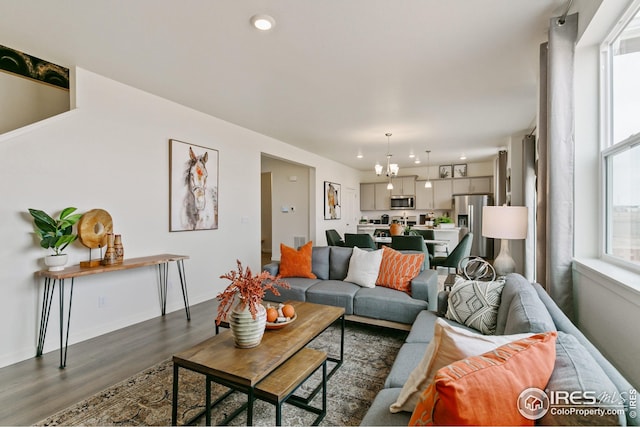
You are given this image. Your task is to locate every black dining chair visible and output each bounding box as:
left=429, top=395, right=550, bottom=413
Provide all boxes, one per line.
left=344, top=233, right=377, bottom=250
left=325, top=229, right=345, bottom=246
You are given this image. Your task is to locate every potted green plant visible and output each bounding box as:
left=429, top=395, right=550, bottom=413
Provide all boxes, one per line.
left=434, top=215, right=455, bottom=228
left=28, top=207, right=82, bottom=271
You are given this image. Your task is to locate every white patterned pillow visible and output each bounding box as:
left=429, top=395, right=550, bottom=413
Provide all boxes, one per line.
left=445, top=278, right=505, bottom=334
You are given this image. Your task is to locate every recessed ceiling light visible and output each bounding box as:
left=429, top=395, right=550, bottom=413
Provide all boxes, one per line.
left=414, top=159, right=421, bottom=164
left=250, top=14, right=275, bottom=31
left=460, top=153, right=467, bottom=160
left=356, top=153, right=363, bottom=159
left=409, top=153, right=415, bottom=158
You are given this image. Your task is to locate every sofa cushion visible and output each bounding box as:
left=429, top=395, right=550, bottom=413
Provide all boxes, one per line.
left=405, top=310, right=439, bottom=343
left=266, top=277, right=319, bottom=302
left=445, top=278, right=505, bottom=334
left=311, top=246, right=330, bottom=280
left=359, top=388, right=411, bottom=426
left=343, top=246, right=383, bottom=288
left=354, top=287, right=428, bottom=324
left=329, top=246, right=353, bottom=280
left=376, top=246, right=424, bottom=294
left=409, top=332, right=557, bottom=426
left=384, top=343, right=429, bottom=389
left=306, top=280, right=360, bottom=315
left=279, top=241, right=316, bottom=279
left=391, top=318, right=533, bottom=414
left=496, top=273, right=556, bottom=335
left=538, top=332, right=625, bottom=426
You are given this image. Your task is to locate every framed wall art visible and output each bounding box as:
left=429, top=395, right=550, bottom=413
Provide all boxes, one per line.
left=439, top=165, right=453, bottom=179
left=169, top=139, right=219, bottom=231
left=324, top=181, right=341, bottom=220
left=453, top=163, right=468, bottom=178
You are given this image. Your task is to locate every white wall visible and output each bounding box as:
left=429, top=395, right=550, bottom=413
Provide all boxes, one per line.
left=0, top=72, right=70, bottom=134
left=0, top=67, right=360, bottom=368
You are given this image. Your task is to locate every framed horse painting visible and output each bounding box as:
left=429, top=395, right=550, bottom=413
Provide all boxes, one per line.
left=169, top=139, right=219, bottom=231
left=324, top=181, right=341, bottom=220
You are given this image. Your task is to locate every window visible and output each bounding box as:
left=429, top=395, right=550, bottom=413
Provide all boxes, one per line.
left=601, top=2, right=640, bottom=269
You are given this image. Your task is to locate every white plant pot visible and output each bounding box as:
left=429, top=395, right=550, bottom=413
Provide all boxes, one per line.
left=44, top=254, right=68, bottom=271
left=438, top=223, right=455, bottom=229
left=228, top=302, right=267, bottom=348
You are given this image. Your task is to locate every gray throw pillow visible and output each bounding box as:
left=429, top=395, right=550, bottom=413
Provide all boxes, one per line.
left=538, top=332, right=625, bottom=426
left=445, top=278, right=505, bottom=334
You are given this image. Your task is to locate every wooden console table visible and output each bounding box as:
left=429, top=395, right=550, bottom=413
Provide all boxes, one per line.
left=35, top=254, right=191, bottom=368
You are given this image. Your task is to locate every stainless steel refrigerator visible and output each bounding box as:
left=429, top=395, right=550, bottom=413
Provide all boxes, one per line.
left=452, top=194, right=494, bottom=258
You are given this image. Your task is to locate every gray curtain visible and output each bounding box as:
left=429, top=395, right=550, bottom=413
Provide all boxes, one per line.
left=537, top=13, right=578, bottom=319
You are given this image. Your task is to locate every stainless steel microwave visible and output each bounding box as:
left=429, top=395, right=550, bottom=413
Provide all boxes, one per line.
left=390, top=195, right=415, bottom=210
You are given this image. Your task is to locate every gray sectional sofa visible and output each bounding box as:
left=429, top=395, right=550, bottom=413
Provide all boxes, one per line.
left=361, top=273, right=638, bottom=426
left=262, top=245, right=439, bottom=326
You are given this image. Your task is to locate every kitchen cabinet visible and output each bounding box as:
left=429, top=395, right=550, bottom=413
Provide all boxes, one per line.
left=360, top=182, right=391, bottom=210
left=360, top=183, right=376, bottom=211
left=374, top=183, right=391, bottom=210
left=452, top=177, right=492, bottom=194
left=415, top=180, right=434, bottom=209
left=433, top=179, right=452, bottom=209
left=390, top=176, right=416, bottom=196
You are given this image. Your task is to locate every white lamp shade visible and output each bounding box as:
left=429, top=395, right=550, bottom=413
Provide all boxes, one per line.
left=482, top=206, right=528, bottom=239
left=424, top=180, right=432, bottom=188
left=374, top=163, right=383, bottom=175
left=389, top=164, right=399, bottom=176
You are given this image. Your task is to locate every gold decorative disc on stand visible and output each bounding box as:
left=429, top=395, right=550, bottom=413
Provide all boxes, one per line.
left=78, top=209, right=113, bottom=267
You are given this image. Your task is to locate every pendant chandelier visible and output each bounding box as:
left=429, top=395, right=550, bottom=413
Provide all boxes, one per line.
left=374, top=133, right=399, bottom=190
left=424, top=150, right=432, bottom=188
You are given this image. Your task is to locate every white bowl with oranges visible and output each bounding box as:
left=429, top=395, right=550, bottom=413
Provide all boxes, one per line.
left=265, top=303, right=296, bottom=329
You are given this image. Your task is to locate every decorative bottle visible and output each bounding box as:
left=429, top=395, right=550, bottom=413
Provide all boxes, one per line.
left=114, top=234, right=124, bottom=263
left=102, top=233, right=117, bottom=265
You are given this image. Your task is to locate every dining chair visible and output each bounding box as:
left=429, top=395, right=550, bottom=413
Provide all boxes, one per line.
left=409, top=229, right=436, bottom=260
left=432, top=232, right=473, bottom=273
left=390, top=235, right=430, bottom=269
left=344, top=233, right=377, bottom=250
left=325, top=229, right=345, bottom=246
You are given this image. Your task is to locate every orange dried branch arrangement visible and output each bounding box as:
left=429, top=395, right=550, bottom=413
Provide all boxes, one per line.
left=216, top=260, right=290, bottom=325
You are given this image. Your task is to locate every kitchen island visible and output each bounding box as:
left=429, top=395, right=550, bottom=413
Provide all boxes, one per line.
left=356, top=224, right=462, bottom=253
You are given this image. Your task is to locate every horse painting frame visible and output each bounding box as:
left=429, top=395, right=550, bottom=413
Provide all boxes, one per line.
left=169, top=139, right=219, bottom=231
left=324, top=181, right=341, bottom=220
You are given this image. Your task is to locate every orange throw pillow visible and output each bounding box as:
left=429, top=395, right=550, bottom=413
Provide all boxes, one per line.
left=409, top=331, right=557, bottom=426
left=279, top=241, right=317, bottom=279
left=375, top=246, right=424, bottom=294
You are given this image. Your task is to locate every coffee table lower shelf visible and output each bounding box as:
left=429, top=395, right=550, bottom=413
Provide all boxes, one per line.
left=171, top=301, right=345, bottom=426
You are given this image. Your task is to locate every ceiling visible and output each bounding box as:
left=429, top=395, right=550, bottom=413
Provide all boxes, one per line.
left=0, top=0, right=567, bottom=170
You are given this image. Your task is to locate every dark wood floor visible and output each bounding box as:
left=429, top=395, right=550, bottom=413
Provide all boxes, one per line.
left=0, top=300, right=220, bottom=426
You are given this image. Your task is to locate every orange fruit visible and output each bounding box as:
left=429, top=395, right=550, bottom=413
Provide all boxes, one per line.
left=282, top=304, right=295, bottom=318
left=266, top=307, right=278, bottom=323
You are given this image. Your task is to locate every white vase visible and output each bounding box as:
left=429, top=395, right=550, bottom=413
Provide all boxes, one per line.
left=228, top=301, right=266, bottom=348
left=44, top=254, right=68, bottom=271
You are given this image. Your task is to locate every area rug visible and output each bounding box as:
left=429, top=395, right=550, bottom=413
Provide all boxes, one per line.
left=35, top=323, right=407, bottom=426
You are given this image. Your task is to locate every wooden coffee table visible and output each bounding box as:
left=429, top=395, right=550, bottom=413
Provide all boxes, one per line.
left=171, top=300, right=345, bottom=425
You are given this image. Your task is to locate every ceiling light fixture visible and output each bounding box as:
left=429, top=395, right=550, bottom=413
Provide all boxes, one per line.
left=375, top=133, right=399, bottom=190
left=460, top=153, right=467, bottom=160
left=250, top=14, right=275, bottom=31
left=424, top=150, right=432, bottom=188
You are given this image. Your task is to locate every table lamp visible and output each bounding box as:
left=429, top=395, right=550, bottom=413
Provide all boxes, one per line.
left=481, top=205, right=528, bottom=276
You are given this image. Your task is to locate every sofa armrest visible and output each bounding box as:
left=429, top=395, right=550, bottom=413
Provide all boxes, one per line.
left=410, top=268, right=438, bottom=311
left=263, top=261, right=280, bottom=276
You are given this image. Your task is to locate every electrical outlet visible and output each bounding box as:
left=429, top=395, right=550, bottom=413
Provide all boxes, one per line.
left=98, top=296, right=107, bottom=308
